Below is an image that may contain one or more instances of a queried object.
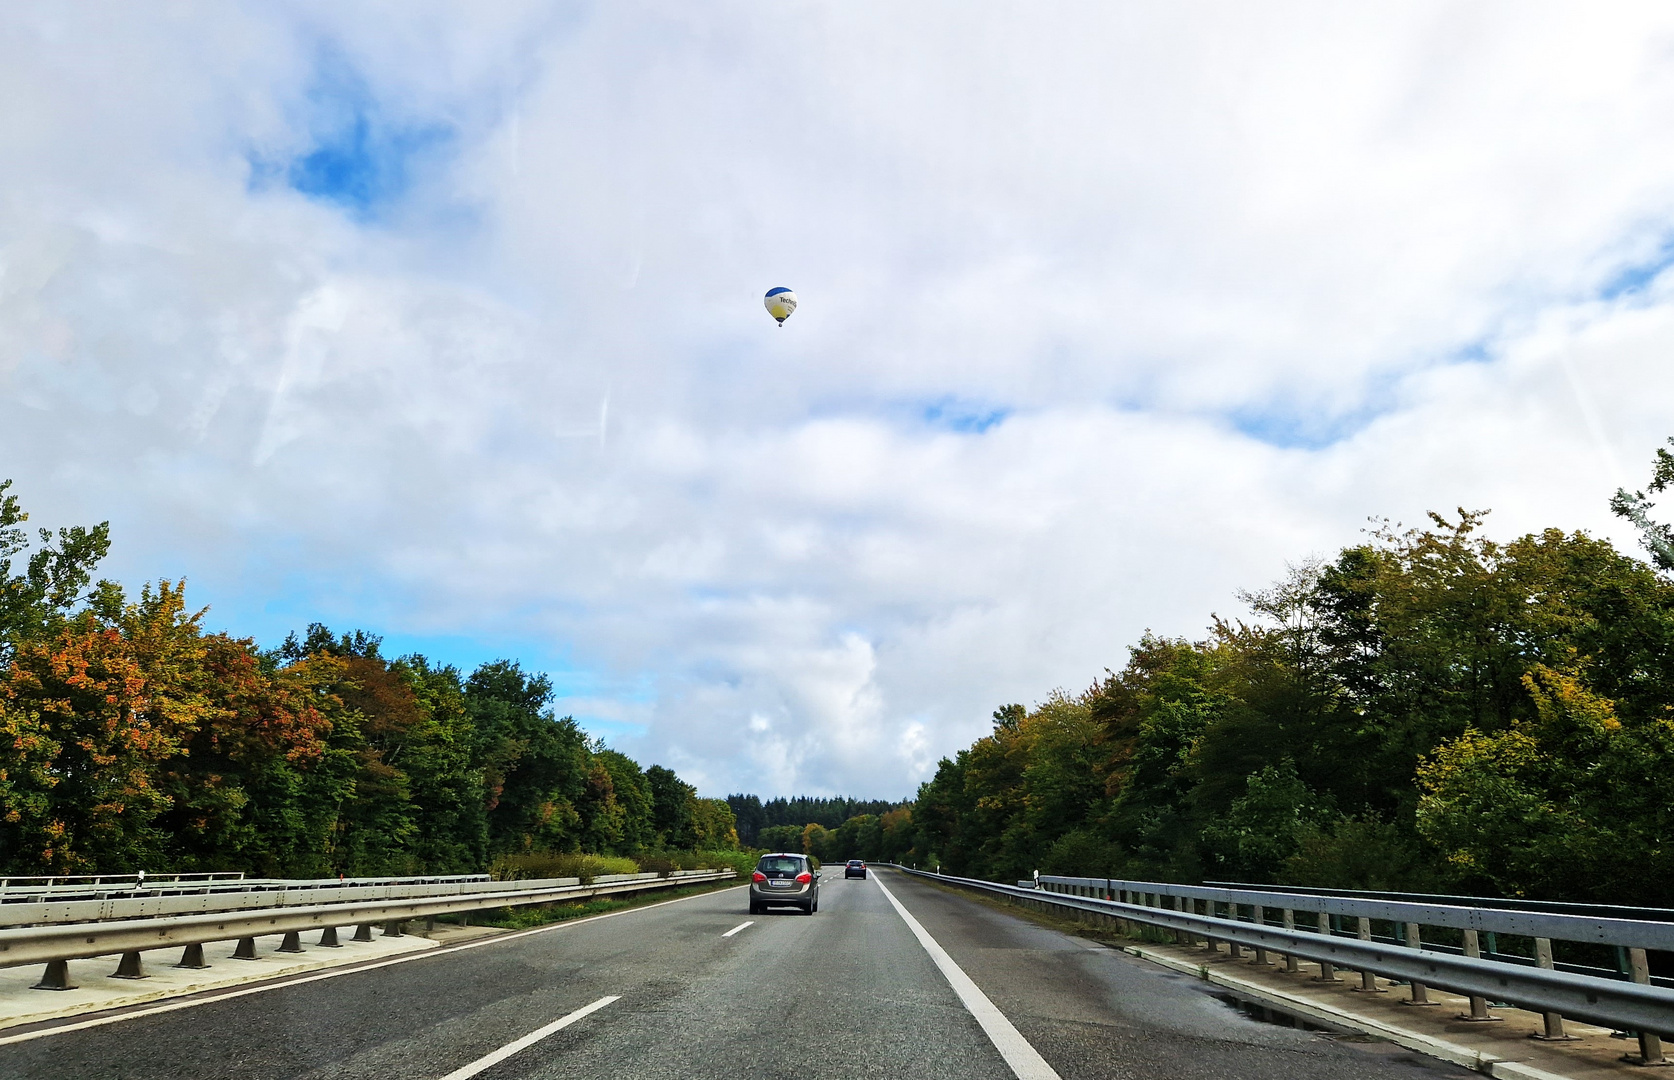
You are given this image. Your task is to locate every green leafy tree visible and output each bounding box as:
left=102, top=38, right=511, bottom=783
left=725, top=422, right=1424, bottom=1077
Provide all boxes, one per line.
left=0, top=480, right=112, bottom=664
left=466, top=661, right=587, bottom=856
left=646, top=764, right=696, bottom=848
left=1417, top=664, right=1674, bottom=902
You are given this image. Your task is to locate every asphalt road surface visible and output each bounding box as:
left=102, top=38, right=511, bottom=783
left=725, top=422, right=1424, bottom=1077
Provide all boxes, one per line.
left=0, top=868, right=1469, bottom=1080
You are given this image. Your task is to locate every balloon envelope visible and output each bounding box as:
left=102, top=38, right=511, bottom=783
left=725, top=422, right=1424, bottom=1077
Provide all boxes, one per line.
left=764, top=287, right=797, bottom=324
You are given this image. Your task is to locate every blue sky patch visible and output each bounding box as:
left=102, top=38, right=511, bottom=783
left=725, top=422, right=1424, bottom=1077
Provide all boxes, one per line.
left=1229, top=389, right=1395, bottom=451
left=1599, top=237, right=1674, bottom=301
left=253, top=50, right=453, bottom=219
left=920, top=398, right=1009, bottom=434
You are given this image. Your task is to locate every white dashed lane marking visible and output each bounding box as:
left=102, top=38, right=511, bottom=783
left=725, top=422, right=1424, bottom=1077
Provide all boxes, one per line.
left=438, top=995, right=619, bottom=1080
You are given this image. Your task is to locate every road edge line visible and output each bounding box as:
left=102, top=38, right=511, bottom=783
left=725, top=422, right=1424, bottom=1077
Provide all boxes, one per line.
left=873, top=872, right=1061, bottom=1080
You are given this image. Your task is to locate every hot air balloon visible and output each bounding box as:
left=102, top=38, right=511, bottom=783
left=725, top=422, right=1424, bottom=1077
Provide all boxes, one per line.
left=764, top=287, right=797, bottom=326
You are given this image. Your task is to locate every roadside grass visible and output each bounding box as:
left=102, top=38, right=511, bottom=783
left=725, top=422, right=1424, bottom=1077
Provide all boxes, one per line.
left=439, top=878, right=745, bottom=931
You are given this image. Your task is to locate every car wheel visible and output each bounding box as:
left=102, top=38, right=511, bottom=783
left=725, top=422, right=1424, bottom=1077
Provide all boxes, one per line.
left=803, top=902, right=814, bottom=915
left=749, top=902, right=761, bottom=915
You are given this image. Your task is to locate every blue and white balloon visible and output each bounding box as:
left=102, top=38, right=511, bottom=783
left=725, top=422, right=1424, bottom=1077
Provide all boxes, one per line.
left=764, top=287, right=797, bottom=326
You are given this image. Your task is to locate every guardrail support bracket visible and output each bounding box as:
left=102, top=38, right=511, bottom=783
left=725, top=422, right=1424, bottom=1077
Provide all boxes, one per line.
left=1456, top=931, right=1501, bottom=1021
left=176, top=943, right=210, bottom=969
left=1626, top=949, right=1667, bottom=1064
left=1314, top=913, right=1341, bottom=982
left=1625, top=1035, right=1668, bottom=1067
left=232, top=936, right=259, bottom=960
left=32, top=959, right=76, bottom=991
left=277, top=931, right=305, bottom=954
left=110, top=950, right=147, bottom=979
left=1528, top=938, right=1575, bottom=1039
left=319, top=925, right=341, bottom=947
left=382, top=919, right=405, bottom=938
left=353, top=923, right=375, bottom=942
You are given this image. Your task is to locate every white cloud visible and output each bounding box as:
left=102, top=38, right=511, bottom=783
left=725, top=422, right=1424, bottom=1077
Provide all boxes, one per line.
left=5, top=2, right=1674, bottom=797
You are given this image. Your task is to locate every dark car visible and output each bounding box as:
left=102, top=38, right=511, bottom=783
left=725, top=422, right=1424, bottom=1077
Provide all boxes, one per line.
left=749, top=853, right=820, bottom=915
left=844, top=859, right=866, bottom=878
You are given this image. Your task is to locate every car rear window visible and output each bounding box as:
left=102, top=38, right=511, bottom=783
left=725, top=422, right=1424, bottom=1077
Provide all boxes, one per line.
left=848, top=860, right=863, bottom=866
left=758, top=856, right=803, bottom=873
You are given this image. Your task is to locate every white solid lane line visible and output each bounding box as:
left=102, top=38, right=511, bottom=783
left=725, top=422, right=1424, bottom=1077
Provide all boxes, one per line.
left=722, top=920, right=754, bottom=937
left=872, top=874, right=1062, bottom=1080
left=438, top=995, right=619, bottom=1080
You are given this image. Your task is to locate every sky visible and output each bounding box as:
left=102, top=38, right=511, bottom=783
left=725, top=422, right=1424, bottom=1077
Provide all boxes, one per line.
left=6, top=2, right=1674, bottom=799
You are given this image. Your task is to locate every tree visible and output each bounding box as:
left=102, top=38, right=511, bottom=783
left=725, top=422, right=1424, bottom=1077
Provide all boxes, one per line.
left=1417, top=664, right=1674, bottom=903
left=1612, top=438, right=1674, bottom=570
left=646, top=765, right=696, bottom=848
left=726, top=794, right=766, bottom=847
left=690, top=798, right=740, bottom=849
left=0, top=479, right=112, bottom=664
left=466, top=661, right=587, bottom=856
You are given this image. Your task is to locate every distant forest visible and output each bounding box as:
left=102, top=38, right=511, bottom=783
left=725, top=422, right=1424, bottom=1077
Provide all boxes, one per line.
left=724, top=795, right=905, bottom=848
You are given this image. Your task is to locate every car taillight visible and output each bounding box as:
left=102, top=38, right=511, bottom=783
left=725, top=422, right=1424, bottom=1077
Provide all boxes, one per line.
left=796, top=872, right=812, bottom=884
left=752, top=871, right=766, bottom=883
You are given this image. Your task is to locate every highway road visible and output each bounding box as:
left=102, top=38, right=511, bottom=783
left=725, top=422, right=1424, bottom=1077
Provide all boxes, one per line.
left=0, top=868, right=1469, bottom=1080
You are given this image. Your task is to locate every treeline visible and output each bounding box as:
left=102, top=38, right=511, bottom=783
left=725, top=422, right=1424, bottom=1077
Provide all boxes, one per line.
left=0, top=480, right=737, bottom=877
left=725, top=794, right=902, bottom=848
left=893, top=505, right=1674, bottom=904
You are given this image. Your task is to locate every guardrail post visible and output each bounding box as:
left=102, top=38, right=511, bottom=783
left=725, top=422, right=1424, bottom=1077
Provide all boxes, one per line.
left=353, top=923, right=375, bottom=942
left=1170, top=895, right=1186, bottom=944
left=1458, top=930, right=1501, bottom=1022
left=1628, top=948, right=1666, bottom=1065
left=1528, top=938, right=1573, bottom=1040
left=32, top=959, right=76, bottom=990
left=383, top=919, right=405, bottom=937
left=319, top=925, right=342, bottom=947
left=232, top=936, right=259, bottom=960
left=110, top=950, right=147, bottom=979
left=277, top=931, right=305, bottom=954
left=1401, top=923, right=1435, bottom=1005
left=1282, top=909, right=1300, bottom=972
left=1316, top=912, right=1340, bottom=981
left=1227, top=904, right=1244, bottom=958
left=1352, top=917, right=1385, bottom=992
left=1253, top=905, right=1271, bottom=965
left=176, top=943, right=210, bottom=969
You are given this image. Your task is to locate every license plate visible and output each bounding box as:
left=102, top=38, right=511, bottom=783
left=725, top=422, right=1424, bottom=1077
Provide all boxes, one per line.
left=768, top=879, right=795, bottom=887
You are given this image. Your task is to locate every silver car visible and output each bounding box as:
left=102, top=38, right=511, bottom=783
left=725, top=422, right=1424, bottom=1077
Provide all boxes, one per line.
left=749, top=853, right=820, bottom=915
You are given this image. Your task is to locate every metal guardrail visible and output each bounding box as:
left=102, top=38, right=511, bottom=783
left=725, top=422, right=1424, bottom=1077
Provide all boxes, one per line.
left=0, top=872, right=247, bottom=890
left=0, top=873, right=493, bottom=906
left=1202, top=879, right=1674, bottom=924
left=1038, top=875, right=1674, bottom=955
left=886, top=865, right=1674, bottom=1062
left=3, top=868, right=737, bottom=991
left=0, top=876, right=588, bottom=928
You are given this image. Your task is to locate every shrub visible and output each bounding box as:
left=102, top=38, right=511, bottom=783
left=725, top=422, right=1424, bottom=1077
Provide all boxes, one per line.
left=489, top=851, right=641, bottom=883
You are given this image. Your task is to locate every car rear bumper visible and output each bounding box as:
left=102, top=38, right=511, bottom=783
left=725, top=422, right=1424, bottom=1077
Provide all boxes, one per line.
left=750, top=884, right=812, bottom=903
